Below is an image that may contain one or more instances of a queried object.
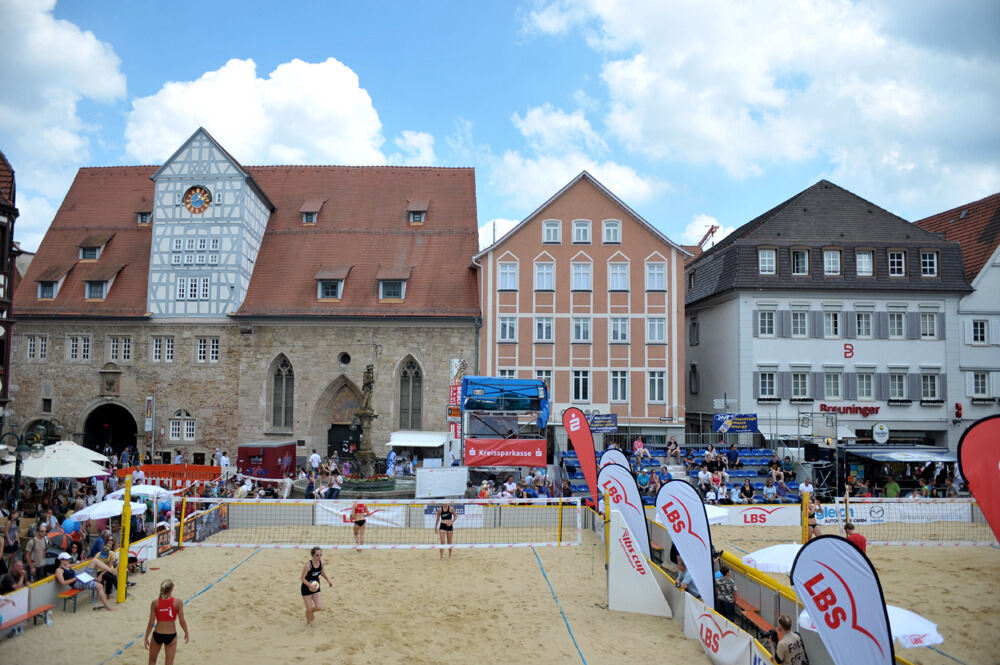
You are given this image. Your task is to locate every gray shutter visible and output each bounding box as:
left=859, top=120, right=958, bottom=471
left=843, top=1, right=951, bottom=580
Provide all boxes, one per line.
left=875, top=312, right=888, bottom=339
left=938, top=375, right=946, bottom=401
left=965, top=372, right=976, bottom=397
left=753, top=371, right=760, bottom=398
left=811, top=311, right=823, bottom=338
left=992, top=372, right=1000, bottom=397
left=937, top=311, right=946, bottom=340
left=845, top=312, right=856, bottom=339
left=779, top=311, right=791, bottom=338
left=844, top=372, right=857, bottom=400
left=752, top=310, right=759, bottom=337
left=964, top=320, right=974, bottom=344
left=908, top=373, right=921, bottom=400
left=875, top=373, right=889, bottom=400
left=906, top=312, right=920, bottom=340
left=991, top=321, right=1000, bottom=345
left=813, top=372, right=825, bottom=399
left=778, top=372, right=791, bottom=399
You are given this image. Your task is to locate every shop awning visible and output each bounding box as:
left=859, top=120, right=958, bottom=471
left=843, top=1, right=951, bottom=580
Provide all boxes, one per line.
left=843, top=446, right=957, bottom=463
left=387, top=431, right=448, bottom=448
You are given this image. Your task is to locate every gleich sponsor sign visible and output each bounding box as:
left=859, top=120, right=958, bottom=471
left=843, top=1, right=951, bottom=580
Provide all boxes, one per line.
left=463, top=438, right=546, bottom=467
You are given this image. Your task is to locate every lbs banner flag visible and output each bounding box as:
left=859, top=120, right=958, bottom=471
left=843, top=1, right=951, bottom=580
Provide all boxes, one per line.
left=598, top=462, right=650, bottom=559
left=655, top=480, right=716, bottom=611
left=791, top=535, right=894, bottom=665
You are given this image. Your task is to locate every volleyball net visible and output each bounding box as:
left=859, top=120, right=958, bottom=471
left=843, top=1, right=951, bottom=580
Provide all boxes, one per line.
left=831, top=497, right=996, bottom=546
left=168, top=496, right=581, bottom=550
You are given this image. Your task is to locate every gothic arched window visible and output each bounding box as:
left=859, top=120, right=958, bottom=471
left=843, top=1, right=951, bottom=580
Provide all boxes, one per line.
left=399, top=359, right=422, bottom=429
left=272, top=357, right=294, bottom=428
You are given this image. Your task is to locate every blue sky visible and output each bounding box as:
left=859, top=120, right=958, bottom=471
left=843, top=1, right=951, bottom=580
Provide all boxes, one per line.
left=2, top=0, right=998, bottom=253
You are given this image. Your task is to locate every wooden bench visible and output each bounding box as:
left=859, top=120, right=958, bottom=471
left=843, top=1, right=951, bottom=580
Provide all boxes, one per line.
left=58, top=588, right=85, bottom=612
left=0, top=604, right=55, bottom=632
left=735, top=596, right=774, bottom=637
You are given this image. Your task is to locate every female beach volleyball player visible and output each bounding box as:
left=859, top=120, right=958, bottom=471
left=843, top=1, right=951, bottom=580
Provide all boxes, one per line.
left=300, top=547, right=332, bottom=626
left=435, top=502, right=457, bottom=559
left=144, top=579, right=189, bottom=665
left=807, top=496, right=822, bottom=540
left=352, top=502, right=373, bottom=546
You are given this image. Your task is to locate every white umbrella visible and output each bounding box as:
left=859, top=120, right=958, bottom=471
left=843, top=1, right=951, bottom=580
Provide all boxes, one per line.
left=800, top=604, right=944, bottom=649
left=70, top=499, right=147, bottom=522
left=107, top=484, right=174, bottom=500
left=47, top=440, right=110, bottom=463
left=0, top=448, right=108, bottom=478
left=741, top=543, right=802, bottom=574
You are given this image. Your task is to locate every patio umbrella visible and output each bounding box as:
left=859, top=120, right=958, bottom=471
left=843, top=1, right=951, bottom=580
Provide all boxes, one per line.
left=741, top=543, right=802, bottom=574
left=70, top=499, right=147, bottom=522
left=800, top=604, right=944, bottom=649
left=46, top=527, right=72, bottom=549
left=107, top=484, right=174, bottom=500
left=0, top=448, right=108, bottom=478
left=47, top=440, right=110, bottom=463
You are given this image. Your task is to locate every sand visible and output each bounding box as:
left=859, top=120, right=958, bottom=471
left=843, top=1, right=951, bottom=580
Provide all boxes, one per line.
left=2, top=525, right=996, bottom=665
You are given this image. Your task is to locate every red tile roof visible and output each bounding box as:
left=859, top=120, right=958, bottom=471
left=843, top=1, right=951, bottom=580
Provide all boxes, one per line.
left=915, top=192, right=1000, bottom=283
left=0, top=150, right=14, bottom=209
left=15, top=164, right=481, bottom=319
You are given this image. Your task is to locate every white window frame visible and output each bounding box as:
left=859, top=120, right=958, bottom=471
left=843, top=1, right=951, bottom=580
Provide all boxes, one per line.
left=184, top=419, right=196, bottom=441
left=210, top=238, right=220, bottom=251
left=572, top=317, right=591, bottom=343
left=318, top=280, right=342, bottom=299
left=610, top=317, right=629, bottom=343
left=647, top=371, right=665, bottom=402
left=856, top=312, right=872, bottom=338
left=498, top=262, right=518, bottom=290
left=173, top=239, right=183, bottom=252
left=920, top=312, right=937, bottom=339
left=571, top=262, right=592, bottom=291
left=920, top=251, right=938, bottom=277
left=379, top=280, right=406, bottom=299
left=791, top=372, right=810, bottom=399
left=498, top=369, right=516, bottom=379
left=572, top=370, right=590, bottom=402
left=758, top=248, right=776, bottom=275
left=824, top=372, right=842, bottom=399
left=857, top=373, right=874, bottom=400
left=971, top=320, right=987, bottom=344
left=38, top=281, right=56, bottom=299
left=889, top=373, right=907, bottom=399
left=572, top=220, right=591, bottom=244
left=534, top=262, right=554, bottom=290
left=856, top=250, right=874, bottom=277
left=79, top=246, right=100, bottom=260
left=758, top=311, right=775, bottom=337
left=823, top=311, right=840, bottom=338
left=921, top=374, right=939, bottom=400
left=499, top=317, right=517, bottom=342
left=823, top=250, right=841, bottom=276
left=197, top=337, right=208, bottom=362
left=535, top=369, right=552, bottom=389
left=972, top=371, right=989, bottom=397
left=645, top=263, right=666, bottom=291
left=603, top=220, right=621, bottom=244
left=792, top=249, right=810, bottom=275
left=542, top=220, right=561, bottom=243
left=888, top=311, right=905, bottom=338
left=888, top=250, right=906, bottom=277
left=610, top=370, right=628, bottom=402
left=26, top=336, right=35, bottom=360
left=210, top=338, right=219, bottom=362
left=535, top=317, right=553, bottom=342
left=85, top=281, right=106, bottom=299
left=302, top=212, right=317, bottom=224
left=647, top=318, right=666, bottom=343
left=197, top=238, right=207, bottom=251
left=759, top=371, right=776, bottom=398
left=608, top=262, right=629, bottom=290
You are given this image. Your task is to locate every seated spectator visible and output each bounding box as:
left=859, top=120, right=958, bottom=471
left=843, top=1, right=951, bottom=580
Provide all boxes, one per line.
left=697, top=464, right=712, bottom=496
left=636, top=469, right=651, bottom=494
left=769, top=456, right=785, bottom=484
left=704, top=488, right=717, bottom=505
left=632, top=436, right=653, bottom=461
left=740, top=479, right=756, bottom=504
left=762, top=479, right=778, bottom=503
left=683, top=449, right=696, bottom=473
left=781, top=456, right=796, bottom=481
left=55, top=552, right=114, bottom=611
left=775, top=481, right=795, bottom=503
left=648, top=473, right=661, bottom=496
left=725, top=445, right=743, bottom=469
left=666, top=437, right=681, bottom=465
left=675, top=558, right=700, bottom=598
left=728, top=484, right=743, bottom=504
left=0, top=560, right=26, bottom=594
left=798, top=478, right=814, bottom=498
left=715, top=565, right=737, bottom=621
left=478, top=481, right=492, bottom=500
left=913, top=478, right=931, bottom=498
left=703, top=444, right=719, bottom=471
left=710, top=469, right=724, bottom=495
left=655, top=465, right=672, bottom=485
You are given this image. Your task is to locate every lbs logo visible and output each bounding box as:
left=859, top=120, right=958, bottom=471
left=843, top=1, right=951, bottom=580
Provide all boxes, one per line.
left=618, top=531, right=647, bottom=575
left=741, top=506, right=781, bottom=524
left=697, top=613, right=736, bottom=654
left=804, top=564, right=885, bottom=657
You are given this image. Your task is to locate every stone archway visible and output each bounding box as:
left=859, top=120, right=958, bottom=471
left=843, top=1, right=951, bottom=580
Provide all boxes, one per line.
left=83, top=402, right=138, bottom=457
left=310, top=376, right=362, bottom=458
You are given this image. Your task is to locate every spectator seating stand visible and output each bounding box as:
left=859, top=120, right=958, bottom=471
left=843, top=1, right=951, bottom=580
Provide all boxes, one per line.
left=0, top=603, right=55, bottom=632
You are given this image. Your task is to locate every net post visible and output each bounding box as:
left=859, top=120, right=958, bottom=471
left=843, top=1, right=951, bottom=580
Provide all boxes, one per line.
left=603, top=490, right=610, bottom=570
left=116, top=476, right=133, bottom=603
left=557, top=497, right=564, bottom=545
left=801, top=490, right=810, bottom=544
left=178, top=496, right=189, bottom=547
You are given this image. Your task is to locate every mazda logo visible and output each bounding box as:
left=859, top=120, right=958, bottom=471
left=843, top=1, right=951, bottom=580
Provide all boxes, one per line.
left=870, top=506, right=885, bottom=519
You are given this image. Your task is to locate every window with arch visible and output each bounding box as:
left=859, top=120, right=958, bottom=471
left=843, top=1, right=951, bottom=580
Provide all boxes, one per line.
left=272, top=357, right=294, bottom=429
left=169, top=410, right=196, bottom=441
left=399, top=359, right=422, bottom=429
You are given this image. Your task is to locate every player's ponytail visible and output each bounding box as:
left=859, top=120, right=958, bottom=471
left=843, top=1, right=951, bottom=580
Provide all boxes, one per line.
left=160, top=579, right=174, bottom=598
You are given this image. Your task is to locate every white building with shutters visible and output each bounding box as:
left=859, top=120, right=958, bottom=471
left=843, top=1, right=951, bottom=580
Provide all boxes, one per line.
left=685, top=181, right=971, bottom=450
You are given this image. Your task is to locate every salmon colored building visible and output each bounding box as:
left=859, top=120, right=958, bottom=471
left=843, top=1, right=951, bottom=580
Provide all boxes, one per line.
left=474, top=172, right=690, bottom=450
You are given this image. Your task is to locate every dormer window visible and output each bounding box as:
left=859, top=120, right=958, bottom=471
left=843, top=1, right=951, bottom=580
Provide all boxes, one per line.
left=380, top=280, right=405, bottom=299
left=78, top=232, right=114, bottom=261
left=318, top=280, right=342, bottom=299
left=407, top=199, right=429, bottom=225
left=86, top=281, right=106, bottom=299
left=314, top=266, right=351, bottom=301
left=299, top=199, right=324, bottom=225
left=35, top=263, right=73, bottom=300
left=80, top=246, right=100, bottom=260
left=137, top=212, right=151, bottom=224
left=302, top=212, right=317, bottom=224
left=38, top=282, right=56, bottom=299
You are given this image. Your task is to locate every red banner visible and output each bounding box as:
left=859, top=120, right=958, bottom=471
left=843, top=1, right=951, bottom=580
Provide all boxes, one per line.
left=463, top=439, right=545, bottom=467
left=563, top=407, right=599, bottom=507
left=958, top=414, right=1000, bottom=543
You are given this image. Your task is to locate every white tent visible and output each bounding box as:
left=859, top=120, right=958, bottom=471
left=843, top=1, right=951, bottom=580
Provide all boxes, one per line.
left=741, top=543, right=802, bottom=574
left=0, top=448, right=108, bottom=478
left=47, top=440, right=110, bottom=463
left=70, top=499, right=147, bottom=522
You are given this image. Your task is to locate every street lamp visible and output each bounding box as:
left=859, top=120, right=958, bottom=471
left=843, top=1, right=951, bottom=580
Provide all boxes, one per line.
left=2, top=423, right=49, bottom=511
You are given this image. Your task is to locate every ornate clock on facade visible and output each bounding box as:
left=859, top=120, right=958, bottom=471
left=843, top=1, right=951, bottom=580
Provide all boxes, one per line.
left=182, top=186, right=213, bottom=214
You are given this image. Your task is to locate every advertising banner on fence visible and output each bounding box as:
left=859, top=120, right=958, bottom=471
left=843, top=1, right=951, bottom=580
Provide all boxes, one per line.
left=587, top=414, right=618, bottom=433
left=316, top=502, right=407, bottom=528
left=422, top=503, right=484, bottom=529
left=564, top=407, right=599, bottom=507
left=713, top=413, right=759, bottom=434
left=815, top=501, right=973, bottom=526
left=655, top=480, right=716, bottom=611
left=791, top=535, right=894, bottom=665
left=598, top=463, right=650, bottom=559
left=683, top=594, right=751, bottom=665
left=599, top=448, right=631, bottom=470
left=463, top=439, right=546, bottom=467
left=727, top=504, right=802, bottom=527
left=958, top=414, right=1000, bottom=543
left=608, top=510, right=672, bottom=617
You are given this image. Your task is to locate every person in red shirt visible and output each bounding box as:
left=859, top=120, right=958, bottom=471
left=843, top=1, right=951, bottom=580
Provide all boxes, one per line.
left=845, top=523, right=867, bottom=553
left=352, top=502, right=373, bottom=546
left=144, top=578, right=189, bottom=663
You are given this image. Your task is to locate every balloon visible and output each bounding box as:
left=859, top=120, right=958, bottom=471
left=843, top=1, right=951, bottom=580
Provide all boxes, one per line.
left=62, top=518, right=79, bottom=533
left=158, top=500, right=170, bottom=512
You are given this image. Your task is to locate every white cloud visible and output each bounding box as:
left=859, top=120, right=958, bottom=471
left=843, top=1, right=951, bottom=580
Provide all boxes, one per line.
left=391, top=131, right=436, bottom=166
left=512, top=104, right=606, bottom=153
left=678, top=214, right=735, bottom=249
left=125, top=58, right=391, bottom=166
left=526, top=0, right=1000, bottom=212
left=13, top=196, right=57, bottom=254
left=479, top=218, right=521, bottom=250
